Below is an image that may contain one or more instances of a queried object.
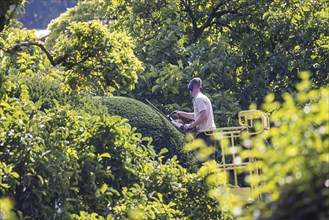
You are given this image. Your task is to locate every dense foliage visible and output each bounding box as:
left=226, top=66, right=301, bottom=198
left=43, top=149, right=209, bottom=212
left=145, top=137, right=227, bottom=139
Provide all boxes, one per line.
left=0, top=0, right=328, bottom=219
left=100, top=96, right=193, bottom=167
left=0, top=82, right=233, bottom=219
left=52, top=20, right=143, bottom=96
left=44, top=0, right=329, bottom=127
left=238, top=72, right=329, bottom=219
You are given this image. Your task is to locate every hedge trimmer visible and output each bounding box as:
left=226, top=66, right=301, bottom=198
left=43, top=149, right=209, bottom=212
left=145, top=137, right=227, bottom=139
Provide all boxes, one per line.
left=144, top=99, right=192, bottom=134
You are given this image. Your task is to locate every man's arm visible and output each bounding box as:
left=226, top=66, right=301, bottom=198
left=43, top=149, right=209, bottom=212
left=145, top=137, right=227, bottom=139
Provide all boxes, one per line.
left=176, top=111, right=195, bottom=120
left=185, top=110, right=208, bottom=130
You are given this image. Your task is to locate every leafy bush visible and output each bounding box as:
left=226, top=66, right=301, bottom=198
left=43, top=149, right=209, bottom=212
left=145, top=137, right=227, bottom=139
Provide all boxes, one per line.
left=7, top=75, right=108, bottom=116
left=0, top=87, right=232, bottom=219
left=100, top=96, right=197, bottom=169
left=238, top=72, right=329, bottom=219
left=2, top=71, right=327, bottom=219
left=23, top=76, right=67, bottom=110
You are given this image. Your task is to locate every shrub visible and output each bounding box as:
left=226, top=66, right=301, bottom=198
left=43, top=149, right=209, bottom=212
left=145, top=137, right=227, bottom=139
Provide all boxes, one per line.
left=24, top=76, right=67, bottom=110
left=100, top=96, right=195, bottom=168
left=0, top=87, right=231, bottom=219
left=238, top=72, right=329, bottom=219
left=7, top=75, right=108, bottom=115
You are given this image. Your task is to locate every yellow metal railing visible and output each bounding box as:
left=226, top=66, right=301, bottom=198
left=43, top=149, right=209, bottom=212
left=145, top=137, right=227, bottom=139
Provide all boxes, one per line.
left=238, top=110, right=270, bottom=134
left=199, top=110, right=270, bottom=201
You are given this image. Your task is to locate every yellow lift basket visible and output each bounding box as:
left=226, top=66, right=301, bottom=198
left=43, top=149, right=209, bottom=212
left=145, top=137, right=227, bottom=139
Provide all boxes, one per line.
left=199, top=110, right=270, bottom=202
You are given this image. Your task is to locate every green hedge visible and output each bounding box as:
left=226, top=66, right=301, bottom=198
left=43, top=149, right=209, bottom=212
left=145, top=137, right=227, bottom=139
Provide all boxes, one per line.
left=100, top=96, right=195, bottom=168
left=0, top=90, right=229, bottom=219
left=8, top=76, right=195, bottom=169
left=6, top=75, right=108, bottom=116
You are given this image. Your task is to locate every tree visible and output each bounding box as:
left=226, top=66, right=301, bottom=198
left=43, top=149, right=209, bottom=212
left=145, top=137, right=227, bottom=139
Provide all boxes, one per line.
left=5, top=0, right=328, bottom=119
left=232, top=0, right=329, bottom=106
left=45, top=0, right=327, bottom=125
left=46, top=0, right=248, bottom=126
left=0, top=0, right=25, bottom=32
left=1, top=1, right=328, bottom=218
left=108, top=0, right=328, bottom=108
left=52, top=20, right=143, bottom=95
left=0, top=22, right=143, bottom=96
left=45, top=0, right=108, bottom=49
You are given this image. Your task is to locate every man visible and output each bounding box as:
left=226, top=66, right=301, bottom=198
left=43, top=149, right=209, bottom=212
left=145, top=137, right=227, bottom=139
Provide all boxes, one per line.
left=175, top=77, right=216, bottom=146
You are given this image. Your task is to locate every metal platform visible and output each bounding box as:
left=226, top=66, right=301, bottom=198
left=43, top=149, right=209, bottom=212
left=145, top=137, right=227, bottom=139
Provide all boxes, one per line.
left=199, top=110, right=270, bottom=200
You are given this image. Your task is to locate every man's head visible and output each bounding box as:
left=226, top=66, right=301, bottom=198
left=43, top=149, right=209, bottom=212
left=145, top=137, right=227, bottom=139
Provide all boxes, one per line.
left=188, top=77, right=202, bottom=97
left=188, top=77, right=202, bottom=91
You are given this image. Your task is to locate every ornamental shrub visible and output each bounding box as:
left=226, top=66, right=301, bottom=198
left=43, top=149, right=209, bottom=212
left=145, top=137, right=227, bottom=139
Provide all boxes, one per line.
left=0, top=86, right=232, bottom=219
left=100, top=96, right=196, bottom=169
left=7, top=75, right=108, bottom=115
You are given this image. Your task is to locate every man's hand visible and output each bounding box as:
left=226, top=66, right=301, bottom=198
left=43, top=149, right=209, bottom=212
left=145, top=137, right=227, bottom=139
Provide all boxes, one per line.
left=184, top=123, right=193, bottom=130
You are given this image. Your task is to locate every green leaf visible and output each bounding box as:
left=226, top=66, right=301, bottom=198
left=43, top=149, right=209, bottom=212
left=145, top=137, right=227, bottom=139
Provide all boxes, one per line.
left=100, top=183, right=108, bottom=194
left=10, top=172, right=19, bottom=179
left=16, top=59, right=26, bottom=64
left=100, top=153, right=111, bottom=159
left=37, top=175, right=44, bottom=185
left=159, top=148, right=168, bottom=156
left=0, top=183, right=10, bottom=188
left=25, top=69, right=34, bottom=76
left=151, top=85, right=160, bottom=93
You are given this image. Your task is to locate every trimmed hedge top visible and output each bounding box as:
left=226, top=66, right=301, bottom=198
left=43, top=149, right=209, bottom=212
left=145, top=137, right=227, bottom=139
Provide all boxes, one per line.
left=100, top=96, right=188, bottom=164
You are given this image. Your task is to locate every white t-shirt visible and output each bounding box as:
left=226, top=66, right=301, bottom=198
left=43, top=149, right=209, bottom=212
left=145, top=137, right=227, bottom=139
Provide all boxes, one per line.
left=193, top=92, right=216, bottom=131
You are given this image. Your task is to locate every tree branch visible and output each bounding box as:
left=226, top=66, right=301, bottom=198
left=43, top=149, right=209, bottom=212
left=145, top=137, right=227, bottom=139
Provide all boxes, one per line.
left=181, top=0, right=241, bottom=44
left=19, top=42, right=57, bottom=66
left=4, top=41, right=69, bottom=67
left=181, top=0, right=198, bottom=36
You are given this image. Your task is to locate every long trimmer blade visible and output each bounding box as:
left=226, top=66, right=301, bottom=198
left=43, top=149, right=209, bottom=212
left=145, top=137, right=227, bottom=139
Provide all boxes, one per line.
left=144, top=98, right=168, bottom=118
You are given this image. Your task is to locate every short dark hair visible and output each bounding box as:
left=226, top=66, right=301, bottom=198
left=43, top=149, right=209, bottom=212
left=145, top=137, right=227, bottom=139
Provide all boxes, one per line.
left=188, top=77, right=202, bottom=91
